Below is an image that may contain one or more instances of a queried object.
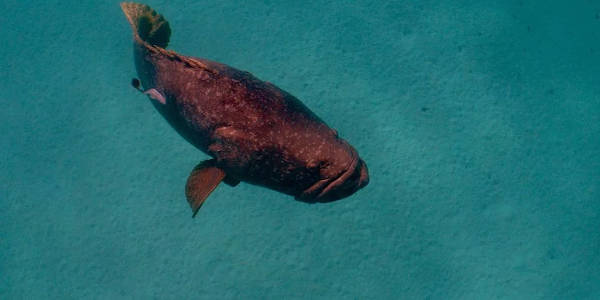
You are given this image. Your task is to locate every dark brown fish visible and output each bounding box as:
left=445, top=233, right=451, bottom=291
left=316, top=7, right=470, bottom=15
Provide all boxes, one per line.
left=121, top=2, right=369, bottom=216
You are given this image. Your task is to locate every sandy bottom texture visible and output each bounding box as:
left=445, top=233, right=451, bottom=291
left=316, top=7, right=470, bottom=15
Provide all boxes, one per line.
left=2, top=1, right=599, bottom=298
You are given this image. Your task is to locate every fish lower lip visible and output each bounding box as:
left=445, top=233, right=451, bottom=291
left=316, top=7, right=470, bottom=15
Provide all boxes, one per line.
left=357, top=159, right=369, bottom=188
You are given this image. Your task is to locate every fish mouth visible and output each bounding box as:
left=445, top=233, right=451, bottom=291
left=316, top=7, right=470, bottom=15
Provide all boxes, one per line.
left=296, top=142, right=369, bottom=203
left=316, top=152, right=359, bottom=200
left=314, top=138, right=369, bottom=202
left=315, top=158, right=369, bottom=202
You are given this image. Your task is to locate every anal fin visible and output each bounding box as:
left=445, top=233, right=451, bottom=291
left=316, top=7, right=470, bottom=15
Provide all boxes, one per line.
left=185, top=159, right=226, bottom=217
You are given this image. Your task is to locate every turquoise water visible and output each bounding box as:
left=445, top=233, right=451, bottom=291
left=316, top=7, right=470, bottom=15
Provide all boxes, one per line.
left=2, top=1, right=599, bottom=298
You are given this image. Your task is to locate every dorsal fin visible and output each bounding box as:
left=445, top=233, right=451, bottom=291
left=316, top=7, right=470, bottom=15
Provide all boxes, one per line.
left=120, top=2, right=171, bottom=48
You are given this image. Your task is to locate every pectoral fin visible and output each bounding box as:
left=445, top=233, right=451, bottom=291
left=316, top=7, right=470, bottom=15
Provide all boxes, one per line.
left=185, top=160, right=226, bottom=217
left=144, top=88, right=166, bottom=104
left=129, top=78, right=167, bottom=104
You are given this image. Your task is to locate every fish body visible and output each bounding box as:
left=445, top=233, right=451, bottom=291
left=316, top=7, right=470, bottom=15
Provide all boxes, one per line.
left=121, top=3, right=368, bottom=215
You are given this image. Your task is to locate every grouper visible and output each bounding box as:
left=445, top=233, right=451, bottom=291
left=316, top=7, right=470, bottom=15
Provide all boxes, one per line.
left=120, top=2, right=369, bottom=216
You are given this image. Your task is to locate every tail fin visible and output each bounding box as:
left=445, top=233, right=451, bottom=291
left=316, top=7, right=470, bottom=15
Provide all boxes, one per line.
left=120, top=2, right=171, bottom=48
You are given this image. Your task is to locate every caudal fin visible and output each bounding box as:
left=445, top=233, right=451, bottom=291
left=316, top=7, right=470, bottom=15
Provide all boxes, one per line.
left=120, top=2, right=171, bottom=48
